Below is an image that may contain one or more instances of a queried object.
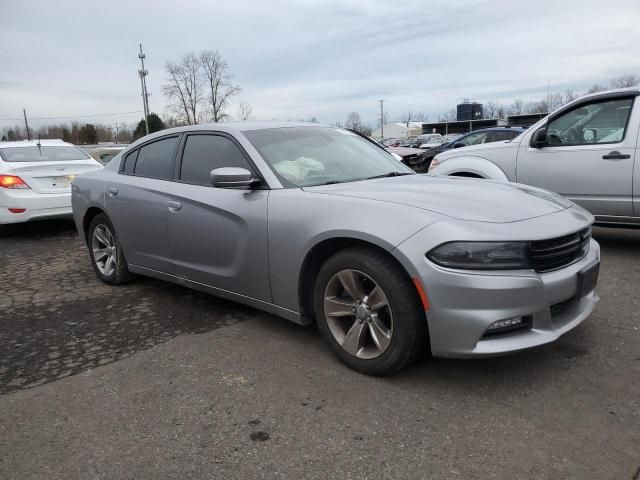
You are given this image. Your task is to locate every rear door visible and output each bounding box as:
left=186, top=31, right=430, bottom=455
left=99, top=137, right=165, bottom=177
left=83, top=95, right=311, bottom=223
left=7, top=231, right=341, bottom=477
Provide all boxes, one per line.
left=106, top=135, right=179, bottom=273
left=165, top=132, right=271, bottom=302
left=516, top=95, right=637, bottom=217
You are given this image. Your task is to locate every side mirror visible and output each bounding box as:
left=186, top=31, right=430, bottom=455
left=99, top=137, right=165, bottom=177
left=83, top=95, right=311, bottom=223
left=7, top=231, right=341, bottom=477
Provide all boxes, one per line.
left=210, top=167, right=258, bottom=188
left=453, top=142, right=465, bottom=149
left=531, top=127, right=547, bottom=148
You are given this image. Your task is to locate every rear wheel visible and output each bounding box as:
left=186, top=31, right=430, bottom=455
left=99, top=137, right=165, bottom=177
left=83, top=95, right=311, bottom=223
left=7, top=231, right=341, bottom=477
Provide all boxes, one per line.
left=88, top=213, right=133, bottom=285
left=313, top=247, right=427, bottom=375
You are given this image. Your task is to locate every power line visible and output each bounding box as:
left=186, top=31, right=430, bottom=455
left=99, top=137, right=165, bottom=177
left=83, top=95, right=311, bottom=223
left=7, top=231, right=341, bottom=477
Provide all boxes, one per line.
left=0, top=111, right=144, bottom=121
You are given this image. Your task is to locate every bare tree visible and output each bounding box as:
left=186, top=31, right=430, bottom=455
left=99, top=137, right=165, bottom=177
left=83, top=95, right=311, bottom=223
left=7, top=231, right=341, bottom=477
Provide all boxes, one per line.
left=439, top=109, right=457, bottom=122
left=508, top=99, right=524, bottom=115
left=483, top=101, right=503, bottom=119
left=610, top=74, right=640, bottom=88
left=200, top=50, right=241, bottom=122
left=400, top=110, right=426, bottom=124
left=163, top=53, right=202, bottom=125
left=563, top=89, right=578, bottom=104
left=344, top=112, right=372, bottom=135
left=586, top=83, right=607, bottom=94
left=237, top=101, right=253, bottom=121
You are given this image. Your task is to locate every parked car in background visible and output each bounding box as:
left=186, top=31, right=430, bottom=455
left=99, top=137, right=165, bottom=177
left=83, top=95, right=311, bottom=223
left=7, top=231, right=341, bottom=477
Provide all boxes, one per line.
left=410, top=127, right=526, bottom=172
left=418, top=135, right=446, bottom=149
left=429, top=88, right=640, bottom=227
left=85, top=146, right=126, bottom=165
left=383, top=138, right=402, bottom=147
left=399, top=137, right=421, bottom=148
left=387, top=146, right=424, bottom=167
left=73, top=122, right=599, bottom=375
left=0, top=139, right=102, bottom=228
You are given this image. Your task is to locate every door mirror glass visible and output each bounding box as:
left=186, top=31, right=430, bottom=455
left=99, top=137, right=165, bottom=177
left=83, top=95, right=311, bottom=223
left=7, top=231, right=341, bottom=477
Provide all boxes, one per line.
left=210, top=167, right=257, bottom=188
left=531, top=127, right=547, bottom=148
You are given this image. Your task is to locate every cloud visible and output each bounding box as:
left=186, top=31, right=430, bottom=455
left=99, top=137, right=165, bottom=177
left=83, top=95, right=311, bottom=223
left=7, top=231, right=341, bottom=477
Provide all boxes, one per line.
left=1, top=0, right=639, bottom=129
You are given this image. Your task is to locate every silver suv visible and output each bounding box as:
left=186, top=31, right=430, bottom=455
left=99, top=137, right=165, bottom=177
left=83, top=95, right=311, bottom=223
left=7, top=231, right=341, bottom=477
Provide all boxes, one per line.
left=429, top=88, right=640, bottom=227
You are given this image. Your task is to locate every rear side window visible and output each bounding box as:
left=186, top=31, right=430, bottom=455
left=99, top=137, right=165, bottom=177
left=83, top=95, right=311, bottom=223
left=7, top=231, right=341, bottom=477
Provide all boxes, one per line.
left=179, top=134, right=253, bottom=186
left=133, top=136, right=178, bottom=180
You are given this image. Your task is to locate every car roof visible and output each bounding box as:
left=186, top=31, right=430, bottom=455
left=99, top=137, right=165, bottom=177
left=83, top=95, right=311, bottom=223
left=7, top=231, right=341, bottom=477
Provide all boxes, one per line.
left=0, top=139, right=73, bottom=148
left=126, top=121, right=337, bottom=149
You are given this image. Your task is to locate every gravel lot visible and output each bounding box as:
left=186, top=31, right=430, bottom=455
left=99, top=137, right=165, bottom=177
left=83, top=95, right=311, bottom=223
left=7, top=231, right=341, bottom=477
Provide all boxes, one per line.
left=0, top=220, right=639, bottom=479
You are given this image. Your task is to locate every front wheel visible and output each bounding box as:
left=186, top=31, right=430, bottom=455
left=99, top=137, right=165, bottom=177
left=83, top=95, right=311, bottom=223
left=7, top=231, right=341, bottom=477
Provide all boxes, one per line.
left=313, top=247, right=428, bottom=375
left=88, top=213, right=133, bottom=285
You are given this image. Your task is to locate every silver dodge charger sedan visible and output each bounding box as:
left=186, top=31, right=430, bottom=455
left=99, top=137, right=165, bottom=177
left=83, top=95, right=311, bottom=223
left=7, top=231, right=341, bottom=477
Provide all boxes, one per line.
left=72, top=122, right=600, bottom=375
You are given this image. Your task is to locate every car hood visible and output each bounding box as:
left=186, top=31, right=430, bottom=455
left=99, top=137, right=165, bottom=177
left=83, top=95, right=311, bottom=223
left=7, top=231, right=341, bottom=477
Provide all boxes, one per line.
left=436, top=139, right=517, bottom=160
left=303, top=175, right=573, bottom=223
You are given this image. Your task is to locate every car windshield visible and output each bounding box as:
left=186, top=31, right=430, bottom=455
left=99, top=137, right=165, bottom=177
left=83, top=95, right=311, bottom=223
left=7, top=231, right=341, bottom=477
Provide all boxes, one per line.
left=244, top=126, right=414, bottom=187
left=0, top=145, right=91, bottom=162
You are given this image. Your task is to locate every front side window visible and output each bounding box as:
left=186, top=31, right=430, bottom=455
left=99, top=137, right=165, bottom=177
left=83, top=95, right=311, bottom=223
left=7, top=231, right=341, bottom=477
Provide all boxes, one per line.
left=0, top=146, right=91, bottom=162
left=546, top=97, right=634, bottom=146
left=244, top=127, right=413, bottom=188
left=133, top=136, right=179, bottom=180
left=179, top=134, right=253, bottom=186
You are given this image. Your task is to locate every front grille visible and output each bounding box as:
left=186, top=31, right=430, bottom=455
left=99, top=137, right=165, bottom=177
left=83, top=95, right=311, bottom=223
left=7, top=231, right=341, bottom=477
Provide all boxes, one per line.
left=529, top=227, right=591, bottom=273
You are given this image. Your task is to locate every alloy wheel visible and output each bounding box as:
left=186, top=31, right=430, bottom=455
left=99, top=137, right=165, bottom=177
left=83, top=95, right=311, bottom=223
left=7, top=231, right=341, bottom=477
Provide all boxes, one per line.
left=323, top=269, right=393, bottom=359
left=91, top=224, right=117, bottom=277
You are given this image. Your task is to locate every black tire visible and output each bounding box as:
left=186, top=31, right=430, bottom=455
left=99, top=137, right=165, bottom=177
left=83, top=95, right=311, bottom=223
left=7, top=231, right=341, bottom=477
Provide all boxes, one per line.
left=313, top=247, right=428, bottom=376
left=87, top=213, right=134, bottom=285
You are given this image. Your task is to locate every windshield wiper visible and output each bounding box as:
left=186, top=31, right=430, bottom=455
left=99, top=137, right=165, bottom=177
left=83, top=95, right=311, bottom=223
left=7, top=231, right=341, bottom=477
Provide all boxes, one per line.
left=364, top=171, right=413, bottom=180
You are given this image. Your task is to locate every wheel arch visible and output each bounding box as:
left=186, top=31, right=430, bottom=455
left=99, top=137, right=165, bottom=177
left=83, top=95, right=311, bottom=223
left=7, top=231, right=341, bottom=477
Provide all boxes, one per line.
left=82, top=206, right=106, bottom=244
left=297, top=236, right=419, bottom=324
left=432, top=155, right=509, bottom=181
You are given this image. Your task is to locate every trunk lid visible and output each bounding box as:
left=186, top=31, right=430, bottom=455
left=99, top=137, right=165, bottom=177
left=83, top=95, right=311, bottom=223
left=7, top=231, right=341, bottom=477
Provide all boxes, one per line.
left=5, top=160, right=102, bottom=194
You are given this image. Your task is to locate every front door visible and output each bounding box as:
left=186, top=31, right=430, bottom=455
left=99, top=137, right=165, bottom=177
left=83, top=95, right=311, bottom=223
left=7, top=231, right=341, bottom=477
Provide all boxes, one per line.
left=166, top=132, right=271, bottom=302
left=516, top=95, right=636, bottom=217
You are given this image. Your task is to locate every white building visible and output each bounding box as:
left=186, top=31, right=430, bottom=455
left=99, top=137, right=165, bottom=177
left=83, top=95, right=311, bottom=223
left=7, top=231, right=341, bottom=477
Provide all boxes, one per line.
left=371, top=122, right=423, bottom=139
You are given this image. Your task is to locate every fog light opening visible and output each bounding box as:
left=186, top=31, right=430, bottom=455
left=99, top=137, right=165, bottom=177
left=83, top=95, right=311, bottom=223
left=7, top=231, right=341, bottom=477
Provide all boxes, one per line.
left=483, top=316, right=531, bottom=337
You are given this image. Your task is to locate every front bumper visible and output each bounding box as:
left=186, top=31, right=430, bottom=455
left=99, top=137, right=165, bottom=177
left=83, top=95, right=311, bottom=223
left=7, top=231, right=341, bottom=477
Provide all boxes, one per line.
left=0, top=189, right=72, bottom=224
left=394, top=212, right=600, bottom=358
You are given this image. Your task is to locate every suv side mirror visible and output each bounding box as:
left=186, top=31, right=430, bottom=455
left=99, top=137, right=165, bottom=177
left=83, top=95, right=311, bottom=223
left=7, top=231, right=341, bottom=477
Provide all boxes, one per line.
left=453, top=142, right=465, bottom=149
left=531, top=127, right=547, bottom=148
left=210, top=167, right=258, bottom=188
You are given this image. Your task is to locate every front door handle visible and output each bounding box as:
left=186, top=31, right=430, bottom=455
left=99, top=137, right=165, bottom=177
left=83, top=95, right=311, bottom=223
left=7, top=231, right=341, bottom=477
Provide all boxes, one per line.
left=167, top=201, right=182, bottom=212
left=602, top=151, right=630, bottom=160
left=107, top=187, right=118, bottom=197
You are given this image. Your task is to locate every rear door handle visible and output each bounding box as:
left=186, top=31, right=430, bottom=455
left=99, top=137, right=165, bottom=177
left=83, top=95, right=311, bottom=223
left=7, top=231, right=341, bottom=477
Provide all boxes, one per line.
left=602, top=151, right=630, bottom=160
left=167, top=201, right=182, bottom=212
left=107, top=187, right=118, bottom=197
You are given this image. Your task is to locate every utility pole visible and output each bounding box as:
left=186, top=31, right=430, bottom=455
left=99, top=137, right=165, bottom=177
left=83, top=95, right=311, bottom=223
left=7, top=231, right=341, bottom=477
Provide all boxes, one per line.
left=23, top=109, right=31, bottom=141
left=379, top=99, right=384, bottom=138
left=114, top=122, right=119, bottom=143
left=138, top=43, right=150, bottom=135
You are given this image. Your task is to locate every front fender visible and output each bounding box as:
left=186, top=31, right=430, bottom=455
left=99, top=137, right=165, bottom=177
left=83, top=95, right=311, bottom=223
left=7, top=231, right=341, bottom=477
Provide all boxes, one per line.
left=429, top=155, right=509, bottom=181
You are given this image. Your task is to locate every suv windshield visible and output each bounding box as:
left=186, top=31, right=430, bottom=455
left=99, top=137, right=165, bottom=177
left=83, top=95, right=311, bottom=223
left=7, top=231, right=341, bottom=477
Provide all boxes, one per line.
left=0, top=146, right=91, bottom=162
left=244, top=127, right=413, bottom=187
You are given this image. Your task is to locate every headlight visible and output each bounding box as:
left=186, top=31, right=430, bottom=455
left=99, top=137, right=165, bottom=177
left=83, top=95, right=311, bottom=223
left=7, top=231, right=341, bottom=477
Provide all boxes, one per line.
left=427, top=242, right=529, bottom=270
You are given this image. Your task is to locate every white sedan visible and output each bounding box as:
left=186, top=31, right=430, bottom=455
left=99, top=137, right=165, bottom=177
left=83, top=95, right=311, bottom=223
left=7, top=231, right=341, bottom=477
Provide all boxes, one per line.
left=0, top=139, right=102, bottom=226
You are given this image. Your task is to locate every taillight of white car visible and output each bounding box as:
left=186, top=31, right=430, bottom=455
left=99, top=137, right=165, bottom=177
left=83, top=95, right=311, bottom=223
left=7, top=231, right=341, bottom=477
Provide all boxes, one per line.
left=0, top=175, right=30, bottom=189
left=428, top=158, right=440, bottom=172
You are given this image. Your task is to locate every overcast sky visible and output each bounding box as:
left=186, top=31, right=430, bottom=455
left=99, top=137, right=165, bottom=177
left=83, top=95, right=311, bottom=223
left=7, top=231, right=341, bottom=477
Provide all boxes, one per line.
left=1, top=0, right=639, bottom=130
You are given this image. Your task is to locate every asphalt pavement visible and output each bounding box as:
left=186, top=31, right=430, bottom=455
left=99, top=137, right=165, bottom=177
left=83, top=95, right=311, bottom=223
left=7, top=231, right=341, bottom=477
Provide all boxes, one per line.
left=0, top=220, right=638, bottom=479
